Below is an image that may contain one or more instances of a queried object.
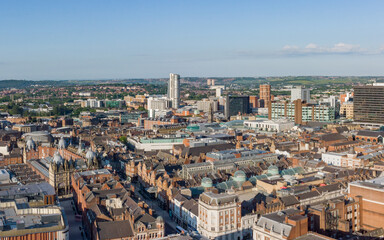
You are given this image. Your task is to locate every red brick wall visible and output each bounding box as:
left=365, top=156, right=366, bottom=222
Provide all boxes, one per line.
left=0, top=156, right=23, bottom=167
left=2, top=231, right=57, bottom=240
left=350, top=185, right=384, bottom=230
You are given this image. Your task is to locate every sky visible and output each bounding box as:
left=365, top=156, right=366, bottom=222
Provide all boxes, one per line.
left=0, top=0, right=384, bottom=80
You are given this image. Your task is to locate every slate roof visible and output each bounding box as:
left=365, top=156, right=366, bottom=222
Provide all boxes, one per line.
left=296, top=190, right=320, bottom=200
left=357, top=130, right=384, bottom=138
left=296, top=233, right=335, bottom=240
left=290, top=185, right=310, bottom=194
left=182, top=199, right=199, bottom=216
left=280, top=195, right=300, bottom=207
left=200, top=192, right=238, bottom=206
left=319, top=133, right=346, bottom=142
left=316, top=183, right=342, bottom=194
left=181, top=143, right=234, bottom=157
left=97, top=220, right=134, bottom=240
left=174, top=193, right=188, bottom=202
left=135, top=213, right=157, bottom=229
left=157, top=151, right=173, bottom=161
left=256, top=209, right=301, bottom=237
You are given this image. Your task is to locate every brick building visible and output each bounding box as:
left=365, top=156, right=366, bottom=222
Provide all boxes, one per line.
left=72, top=169, right=165, bottom=240
left=349, top=176, right=384, bottom=231
left=308, top=197, right=362, bottom=234
left=253, top=209, right=308, bottom=240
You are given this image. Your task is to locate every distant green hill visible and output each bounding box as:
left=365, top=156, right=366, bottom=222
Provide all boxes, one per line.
left=0, top=79, right=168, bottom=89
left=1, top=76, right=383, bottom=89
left=0, top=80, right=73, bottom=89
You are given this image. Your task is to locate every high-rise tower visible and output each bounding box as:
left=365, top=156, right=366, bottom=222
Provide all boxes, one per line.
left=168, top=73, right=180, bottom=108
left=291, top=86, right=310, bottom=103
left=259, top=84, right=271, bottom=108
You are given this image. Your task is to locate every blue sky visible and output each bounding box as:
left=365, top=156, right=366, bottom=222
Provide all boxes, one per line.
left=0, top=0, right=383, bottom=80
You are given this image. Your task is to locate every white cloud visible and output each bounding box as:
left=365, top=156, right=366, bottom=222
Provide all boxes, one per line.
left=379, top=45, right=384, bottom=53
left=305, top=43, right=319, bottom=49
left=330, top=43, right=362, bottom=53
left=283, top=45, right=299, bottom=51
left=282, top=42, right=368, bottom=55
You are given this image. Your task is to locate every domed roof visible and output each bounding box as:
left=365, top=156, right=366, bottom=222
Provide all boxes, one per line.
left=201, top=177, right=213, bottom=188
left=156, top=216, right=163, bottom=222
left=53, top=151, right=64, bottom=165
left=86, top=149, right=96, bottom=161
left=58, top=137, right=66, bottom=149
left=268, top=165, right=279, bottom=176
left=233, top=170, right=246, bottom=182
left=26, top=138, right=36, bottom=151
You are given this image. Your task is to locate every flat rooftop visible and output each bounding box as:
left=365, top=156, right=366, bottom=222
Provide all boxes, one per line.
left=0, top=201, right=66, bottom=237
left=349, top=176, right=384, bottom=190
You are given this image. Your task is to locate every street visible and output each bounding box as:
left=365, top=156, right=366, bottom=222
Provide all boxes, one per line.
left=133, top=183, right=178, bottom=235
left=60, top=198, right=86, bottom=240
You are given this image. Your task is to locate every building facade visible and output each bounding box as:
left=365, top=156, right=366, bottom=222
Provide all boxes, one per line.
left=291, top=86, right=310, bottom=103
left=348, top=176, right=384, bottom=231
left=340, top=102, right=354, bottom=120
left=198, top=192, right=242, bottom=240
left=225, top=96, right=250, bottom=119
left=197, top=99, right=219, bottom=113
left=148, top=97, right=172, bottom=111
left=168, top=73, right=180, bottom=108
left=243, top=119, right=295, bottom=132
left=253, top=209, right=308, bottom=240
left=354, top=85, right=384, bottom=125
left=259, top=84, right=271, bottom=108
left=269, top=101, right=335, bottom=124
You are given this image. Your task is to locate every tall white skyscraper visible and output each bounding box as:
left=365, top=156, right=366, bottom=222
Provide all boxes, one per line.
left=168, top=73, right=180, bottom=108
left=291, top=86, right=310, bottom=103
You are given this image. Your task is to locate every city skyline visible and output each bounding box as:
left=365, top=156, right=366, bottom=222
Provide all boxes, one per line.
left=1, top=0, right=384, bottom=80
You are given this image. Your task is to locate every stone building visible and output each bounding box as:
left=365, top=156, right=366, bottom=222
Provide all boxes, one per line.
left=24, top=138, right=99, bottom=196
left=198, top=192, right=242, bottom=240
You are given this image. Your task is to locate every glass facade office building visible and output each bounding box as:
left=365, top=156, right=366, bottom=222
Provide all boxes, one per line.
left=354, top=86, right=384, bottom=124
left=225, top=96, right=250, bottom=118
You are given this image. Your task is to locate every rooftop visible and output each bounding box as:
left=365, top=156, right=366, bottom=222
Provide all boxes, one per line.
left=0, top=201, right=66, bottom=237
left=199, top=192, right=238, bottom=206
left=350, top=176, right=384, bottom=190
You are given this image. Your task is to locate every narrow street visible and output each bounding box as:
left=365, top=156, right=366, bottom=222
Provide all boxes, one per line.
left=60, top=198, right=86, bottom=240
left=133, top=183, right=178, bottom=235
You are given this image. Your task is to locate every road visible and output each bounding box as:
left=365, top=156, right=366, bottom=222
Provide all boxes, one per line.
left=60, top=198, right=86, bottom=240
left=133, top=183, right=178, bottom=235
